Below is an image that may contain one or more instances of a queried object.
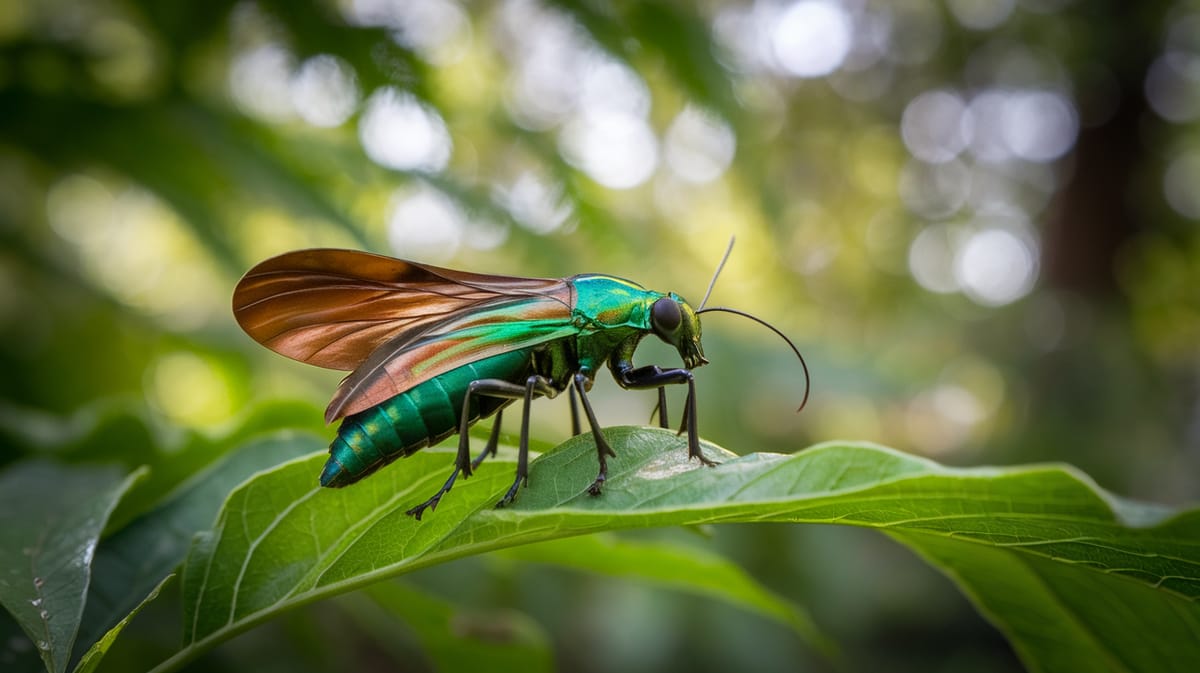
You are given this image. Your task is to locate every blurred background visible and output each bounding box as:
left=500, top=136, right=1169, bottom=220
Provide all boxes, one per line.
left=1, top=0, right=1198, bottom=671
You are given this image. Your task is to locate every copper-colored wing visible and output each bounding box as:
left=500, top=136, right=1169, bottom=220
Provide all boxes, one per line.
left=232, top=249, right=571, bottom=371
left=323, top=294, right=578, bottom=422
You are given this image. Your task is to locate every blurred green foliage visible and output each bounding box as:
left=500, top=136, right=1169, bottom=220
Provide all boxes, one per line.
left=1, top=0, right=1198, bottom=671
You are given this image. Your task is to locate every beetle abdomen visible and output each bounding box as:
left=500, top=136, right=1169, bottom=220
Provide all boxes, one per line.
left=320, top=349, right=534, bottom=487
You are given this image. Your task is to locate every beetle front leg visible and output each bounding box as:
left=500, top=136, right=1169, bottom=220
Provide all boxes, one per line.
left=613, top=365, right=716, bottom=467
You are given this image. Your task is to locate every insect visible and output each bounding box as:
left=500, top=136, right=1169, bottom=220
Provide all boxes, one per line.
left=232, top=242, right=808, bottom=519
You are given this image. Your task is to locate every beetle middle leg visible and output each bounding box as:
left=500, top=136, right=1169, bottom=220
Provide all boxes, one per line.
left=495, top=374, right=559, bottom=508
left=648, top=387, right=669, bottom=429
left=571, top=372, right=618, bottom=496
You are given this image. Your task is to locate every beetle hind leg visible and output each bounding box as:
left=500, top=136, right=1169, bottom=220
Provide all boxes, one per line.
left=470, top=410, right=505, bottom=471
left=407, top=378, right=552, bottom=520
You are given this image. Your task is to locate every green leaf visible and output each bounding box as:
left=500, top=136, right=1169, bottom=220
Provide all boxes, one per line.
left=73, top=433, right=318, bottom=669
left=894, top=528, right=1200, bottom=673
left=160, top=427, right=1198, bottom=673
left=104, top=400, right=329, bottom=532
left=496, top=535, right=833, bottom=658
left=0, top=462, right=146, bottom=673
left=338, top=581, right=552, bottom=673
left=72, top=575, right=173, bottom=673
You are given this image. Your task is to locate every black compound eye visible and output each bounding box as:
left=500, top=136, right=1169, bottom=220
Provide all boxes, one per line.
left=651, top=297, right=682, bottom=335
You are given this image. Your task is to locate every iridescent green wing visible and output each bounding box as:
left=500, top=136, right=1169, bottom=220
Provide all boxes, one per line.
left=324, top=293, right=579, bottom=422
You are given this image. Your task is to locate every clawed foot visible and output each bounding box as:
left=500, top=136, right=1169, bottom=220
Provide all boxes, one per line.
left=494, top=476, right=527, bottom=509
left=587, top=473, right=605, bottom=496
left=405, top=494, right=443, bottom=521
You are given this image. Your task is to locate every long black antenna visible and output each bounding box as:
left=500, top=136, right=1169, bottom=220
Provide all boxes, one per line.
left=698, top=236, right=736, bottom=311
left=695, top=306, right=811, bottom=413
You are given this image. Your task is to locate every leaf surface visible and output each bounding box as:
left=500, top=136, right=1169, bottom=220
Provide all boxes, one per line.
left=73, top=433, right=316, bottom=670
left=160, top=427, right=1198, bottom=673
left=340, top=581, right=553, bottom=673
left=498, top=535, right=831, bottom=656
left=72, top=575, right=173, bottom=673
left=0, top=462, right=145, bottom=673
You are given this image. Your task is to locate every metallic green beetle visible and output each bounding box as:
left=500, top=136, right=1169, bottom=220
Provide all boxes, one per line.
left=233, top=247, right=806, bottom=519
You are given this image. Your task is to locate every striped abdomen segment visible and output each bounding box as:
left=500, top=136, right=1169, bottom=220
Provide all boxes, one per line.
left=320, top=349, right=534, bottom=487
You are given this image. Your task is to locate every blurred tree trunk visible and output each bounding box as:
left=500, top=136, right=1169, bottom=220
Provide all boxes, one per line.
left=1041, top=3, right=1161, bottom=299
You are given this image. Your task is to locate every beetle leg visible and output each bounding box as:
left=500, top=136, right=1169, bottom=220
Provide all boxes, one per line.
left=572, top=372, right=617, bottom=495
left=613, top=365, right=716, bottom=467
left=647, top=387, right=669, bottom=428
left=406, top=377, right=552, bottom=520
left=568, top=385, right=581, bottom=436
left=497, top=374, right=557, bottom=508
left=470, top=409, right=504, bottom=471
